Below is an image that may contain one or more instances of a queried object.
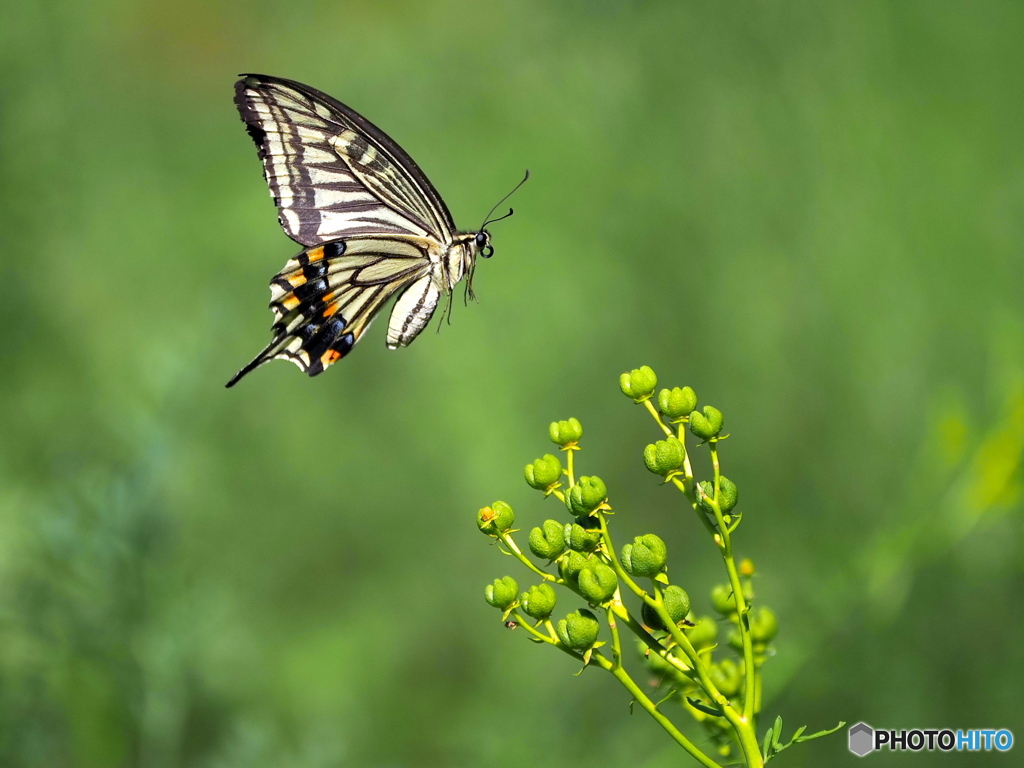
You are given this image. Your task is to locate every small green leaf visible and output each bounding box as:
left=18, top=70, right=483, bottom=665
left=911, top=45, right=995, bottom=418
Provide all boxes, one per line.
left=685, top=697, right=724, bottom=718
left=772, top=715, right=784, bottom=748
left=762, top=729, right=775, bottom=761
left=793, top=721, right=846, bottom=743
left=653, top=687, right=681, bottom=708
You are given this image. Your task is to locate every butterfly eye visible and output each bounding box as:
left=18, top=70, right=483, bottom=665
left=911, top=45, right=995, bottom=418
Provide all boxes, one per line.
left=475, top=231, right=487, bottom=248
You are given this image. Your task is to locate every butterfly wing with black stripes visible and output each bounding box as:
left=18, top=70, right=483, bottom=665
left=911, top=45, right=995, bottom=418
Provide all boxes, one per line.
left=233, top=73, right=457, bottom=245
left=226, top=236, right=438, bottom=386
left=227, top=74, right=475, bottom=386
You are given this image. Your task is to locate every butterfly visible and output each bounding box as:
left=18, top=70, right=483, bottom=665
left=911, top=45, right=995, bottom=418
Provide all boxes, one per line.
left=226, top=74, right=525, bottom=387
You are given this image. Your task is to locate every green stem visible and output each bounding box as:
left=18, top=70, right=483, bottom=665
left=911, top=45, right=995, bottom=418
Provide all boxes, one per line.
left=706, top=443, right=756, bottom=725
left=639, top=423, right=761, bottom=764
left=672, top=476, right=718, bottom=537
left=499, top=532, right=562, bottom=583
left=677, top=421, right=695, bottom=483
left=650, top=588, right=763, bottom=768
left=617, top=608, right=667, bottom=654
left=606, top=663, right=723, bottom=768
left=510, top=611, right=562, bottom=646
left=543, top=619, right=558, bottom=641
left=606, top=599, right=623, bottom=666
left=510, top=611, right=722, bottom=768
left=565, top=446, right=577, bottom=487
left=643, top=399, right=674, bottom=438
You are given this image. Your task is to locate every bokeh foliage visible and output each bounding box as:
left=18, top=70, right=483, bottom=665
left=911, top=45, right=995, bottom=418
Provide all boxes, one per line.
left=1, top=0, right=1023, bottom=766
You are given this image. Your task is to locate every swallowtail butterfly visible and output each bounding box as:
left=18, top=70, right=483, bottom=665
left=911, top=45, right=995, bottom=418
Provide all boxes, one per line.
left=227, top=74, right=523, bottom=387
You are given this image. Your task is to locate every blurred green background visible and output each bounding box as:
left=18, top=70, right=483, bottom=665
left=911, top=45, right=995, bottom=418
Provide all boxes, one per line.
left=2, top=0, right=1023, bottom=765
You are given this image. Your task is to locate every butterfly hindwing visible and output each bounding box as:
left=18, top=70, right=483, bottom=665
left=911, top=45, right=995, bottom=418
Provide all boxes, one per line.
left=234, top=74, right=456, bottom=246
left=226, top=236, right=434, bottom=386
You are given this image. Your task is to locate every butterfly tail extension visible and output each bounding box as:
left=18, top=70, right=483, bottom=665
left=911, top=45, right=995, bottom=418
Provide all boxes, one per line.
left=225, top=342, right=278, bottom=388
left=226, top=319, right=357, bottom=387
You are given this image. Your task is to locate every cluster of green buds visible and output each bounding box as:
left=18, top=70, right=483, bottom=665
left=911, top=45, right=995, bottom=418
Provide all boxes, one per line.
left=474, top=367, right=842, bottom=767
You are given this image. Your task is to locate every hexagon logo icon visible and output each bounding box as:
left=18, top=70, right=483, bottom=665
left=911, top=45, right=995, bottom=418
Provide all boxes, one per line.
left=848, top=722, right=874, bottom=757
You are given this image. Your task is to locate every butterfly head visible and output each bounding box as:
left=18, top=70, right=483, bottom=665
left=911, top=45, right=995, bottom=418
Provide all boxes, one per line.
left=462, top=230, right=491, bottom=304
left=475, top=230, right=494, bottom=258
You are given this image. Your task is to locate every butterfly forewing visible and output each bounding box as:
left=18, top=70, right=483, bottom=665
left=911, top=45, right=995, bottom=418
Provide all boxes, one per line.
left=234, top=74, right=456, bottom=245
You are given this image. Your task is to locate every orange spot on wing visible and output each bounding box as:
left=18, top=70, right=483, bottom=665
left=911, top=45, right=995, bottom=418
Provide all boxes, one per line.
left=308, top=247, right=324, bottom=262
left=282, top=296, right=300, bottom=310
left=321, top=302, right=340, bottom=317
left=321, top=349, right=342, bottom=367
left=287, top=274, right=306, bottom=287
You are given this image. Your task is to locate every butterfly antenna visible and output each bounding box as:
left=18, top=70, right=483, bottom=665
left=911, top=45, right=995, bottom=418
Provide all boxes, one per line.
left=479, top=169, right=530, bottom=231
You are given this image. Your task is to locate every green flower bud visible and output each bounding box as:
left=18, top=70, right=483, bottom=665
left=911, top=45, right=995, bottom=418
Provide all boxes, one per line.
left=565, top=476, right=607, bottom=516
left=620, top=534, right=668, bottom=578
left=520, top=583, right=558, bottom=620
left=709, top=659, right=741, bottom=697
left=686, top=616, right=719, bottom=650
left=643, top=437, right=685, bottom=476
left=749, top=606, right=778, bottom=643
left=718, top=476, right=738, bottom=513
left=710, top=584, right=737, bottom=616
left=688, top=406, right=724, bottom=440
left=641, top=586, right=691, bottom=630
left=695, top=481, right=715, bottom=513
left=477, top=501, right=514, bottom=535
left=619, top=365, right=658, bottom=402
left=558, top=550, right=589, bottom=585
left=525, top=454, right=563, bottom=491
left=657, top=386, right=697, bottom=419
left=528, top=520, right=567, bottom=560
left=484, top=576, right=519, bottom=610
left=566, top=522, right=601, bottom=553
left=577, top=561, right=618, bottom=603
left=696, top=477, right=738, bottom=514
left=556, top=608, right=600, bottom=650
left=549, top=418, right=583, bottom=447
